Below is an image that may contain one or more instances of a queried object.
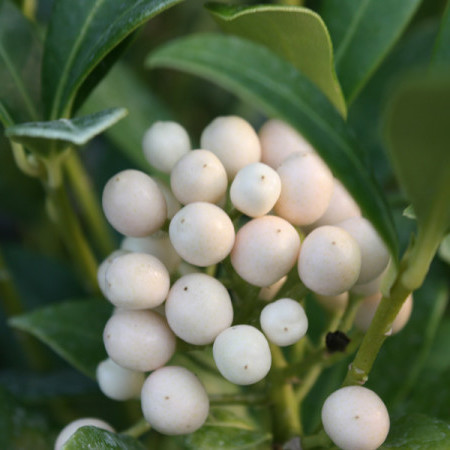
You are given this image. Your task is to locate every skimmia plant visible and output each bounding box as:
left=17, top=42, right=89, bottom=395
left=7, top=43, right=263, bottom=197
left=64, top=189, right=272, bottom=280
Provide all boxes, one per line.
left=1, top=0, right=449, bottom=449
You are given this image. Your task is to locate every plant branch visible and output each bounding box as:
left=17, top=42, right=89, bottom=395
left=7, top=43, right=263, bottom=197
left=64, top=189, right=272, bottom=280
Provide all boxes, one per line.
left=122, top=417, right=151, bottom=438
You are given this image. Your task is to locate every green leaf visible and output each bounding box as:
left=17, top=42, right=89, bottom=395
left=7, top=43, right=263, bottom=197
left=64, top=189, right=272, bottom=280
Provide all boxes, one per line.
left=205, top=2, right=346, bottom=116
left=9, top=299, right=112, bottom=378
left=64, top=427, right=146, bottom=450
left=82, top=62, right=172, bottom=170
left=42, top=0, right=183, bottom=120
left=147, top=33, right=398, bottom=258
left=0, top=0, right=42, bottom=124
left=385, top=73, right=450, bottom=241
left=382, top=414, right=450, bottom=449
left=184, top=409, right=272, bottom=450
left=320, top=0, right=422, bottom=103
left=432, top=1, right=450, bottom=67
left=5, top=107, right=127, bottom=156
left=403, top=205, right=416, bottom=220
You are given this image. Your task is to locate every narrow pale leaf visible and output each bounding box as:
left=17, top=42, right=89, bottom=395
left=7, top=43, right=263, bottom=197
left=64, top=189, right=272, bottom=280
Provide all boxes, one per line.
left=320, top=0, right=422, bottom=103
left=64, top=427, right=146, bottom=450
left=0, top=0, right=41, bottom=124
left=42, top=0, right=183, bottom=119
left=147, top=33, right=398, bottom=258
left=5, top=108, right=127, bottom=156
left=432, top=1, right=450, bottom=67
left=9, top=299, right=112, bottom=378
left=206, top=2, right=346, bottom=116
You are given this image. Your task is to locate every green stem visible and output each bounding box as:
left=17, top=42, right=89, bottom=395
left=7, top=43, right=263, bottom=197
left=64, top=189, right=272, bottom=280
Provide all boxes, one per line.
left=209, top=392, right=267, bottom=405
left=340, top=294, right=363, bottom=333
left=301, top=430, right=333, bottom=449
left=296, top=365, right=322, bottom=403
left=64, top=150, right=115, bottom=258
left=123, top=417, right=151, bottom=438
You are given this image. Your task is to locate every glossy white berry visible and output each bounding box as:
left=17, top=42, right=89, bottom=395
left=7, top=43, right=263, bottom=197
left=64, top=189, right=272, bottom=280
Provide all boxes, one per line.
left=258, top=119, right=315, bottom=168
left=165, top=273, right=233, bottom=345
left=230, top=162, right=281, bottom=217
left=170, top=149, right=228, bottom=204
left=103, top=309, right=175, bottom=372
left=102, top=169, right=167, bottom=237
left=298, top=226, right=361, bottom=296
left=141, top=366, right=209, bottom=435
left=231, top=216, right=300, bottom=287
left=142, top=121, right=190, bottom=173
left=338, top=217, right=389, bottom=284
left=104, top=252, right=170, bottom=309
left=97, top=250, right=128, bottom=296
left=321, top=386, right=390, bottom=450
left=96, top=358, right=145, bottom=401
left=213, top=325, right=271, bottom=385
left=354, top=293, right=413, bottom=334
left=315, top=292, right=349, bottom=313
left=275, top=152, right=334, bottom=226
left=200, top=115, right=261, bottom=178
left=260, top=299, right=308, bottom=346
left=169, top=202, right=235, bottom=266
left=121, top=231, right=181, bottom=274
left=54, top=418, right=114, bottom=450
left=259, top=276, right=287, bottom=301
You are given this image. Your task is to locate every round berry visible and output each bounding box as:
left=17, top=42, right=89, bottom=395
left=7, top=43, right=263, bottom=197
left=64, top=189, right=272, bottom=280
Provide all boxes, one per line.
left=298, top=226, right=361, bottom=296
left=230, top=162, right=281, bottom=217
left=55, top=418, right=114, bottom=450
left=103, top=309, right=175, bottom=372
left=200, top=116, right=261, bottom=178
left=274, top=152, right=334, bottom=226
left=96, top=358, right=145, bottom=401
left=338, top=217, right=389, bottom=284
left=259, top=118, right=315, bottom=168
left=142, top=121, right=190, bottom=173
left=169, top=202, right=235, bottom=266
left=213, top=325, right=271, bottom=385
left=141, top=366, right=209, bottom=435
left=260, top=299, right=308, bottom=346
left=321, top=386, right=390, bottom=450
left=104, top=252, right=170, bottom=309
left=170, top=149, right=228, bottom=205
left=165, top=273, right=233, bottom=345
left=231, top=215, right=300, bottom=287
left=102, top=169, right=167, bottom=237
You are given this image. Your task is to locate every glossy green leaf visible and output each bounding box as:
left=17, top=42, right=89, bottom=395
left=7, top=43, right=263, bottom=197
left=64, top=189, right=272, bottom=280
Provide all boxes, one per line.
left=432, top=1, right=450, bottom=67
left=382, top=414, right=450, bottom=449
left=320, top=0, right=422, bottom=103
left=205, top=2, right=346, bottom=116
left=5, top=108, right=127, bottom=156
left=0, top=0, right=42, bottom=125
left=42, top=0, right=183, bottom=120
left=385, top=73, right=450, bottom=240
left=82, top=62, right=172, bottom=170
left=147, top=33, right=398, bottom=258
left=184, top=409, right=272, bottom=450
left=64, top=427, right=145, bottom=450
left=9, top=299, right=112, bottom=378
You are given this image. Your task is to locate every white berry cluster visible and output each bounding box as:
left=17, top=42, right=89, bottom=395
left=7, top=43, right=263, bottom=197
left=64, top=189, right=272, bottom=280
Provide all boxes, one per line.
left=56, top=116, right=403, bottom=447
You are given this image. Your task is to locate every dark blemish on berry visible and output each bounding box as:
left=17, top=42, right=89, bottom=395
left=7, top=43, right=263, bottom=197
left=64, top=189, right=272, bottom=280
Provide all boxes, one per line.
left=261, top=175, right=265, bottom=180
left=332, top=241, right=336, bottom=245
left=165, top=396, right=170, bottom=400
left=284, top=327, right=288, bottom=332
left=244, top=365, right=248, bottom=370
left=354, top=415, right=360, bottom=420
left=106, top=334, right=110, bottom=339
left=180, top=218, right=185, bottom=224
left=184, top=286, right=188, bottom=291
left=326, top=331, right=350, bottom=353
left=276, top=229, right=281, bottom=233
left=115, top=177, right=120, bottom=182
left=203, top=163, right=208, bottom=168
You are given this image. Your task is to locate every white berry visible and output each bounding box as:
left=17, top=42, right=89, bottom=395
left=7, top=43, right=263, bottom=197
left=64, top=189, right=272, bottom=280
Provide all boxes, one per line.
left=165, top=273, right=233, bottom=345
left=170, top=149, right=228, bottom=204
left=321, top=386, right=390, bottom=450
left=54, top=418, right=114, bottom=450
left=96, top=358, right=145, bottom=401
left=231, top=215, right=300, bottom=287
left=298, top=226, right=361, bottom=296
left=103, top=309, right=175, bottom=372
left=230, top=162, right=281, bottom=217
left=97, top=250, right=128, bottom=296
left=169, top=202, right=235, bottom=266
left=121, top=231, right=181, bottom=274
left=338, top=217, right=390, bottom=284
left=275, top=152, right=334, bottom=226
left=213, top=325, right=271, bottom=385
left=104, top=252, right=170, bottom=309
left=142, top=121, right=190, bottom=173
left=141, top=366, right=209, bottom=435
left=200, top=116, right=261, bottom=178
left=259, top=118, right=315, bottom=168
left=102, top=169, right=167, bottom=237
left=260, top=299, right=308, bottom=346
